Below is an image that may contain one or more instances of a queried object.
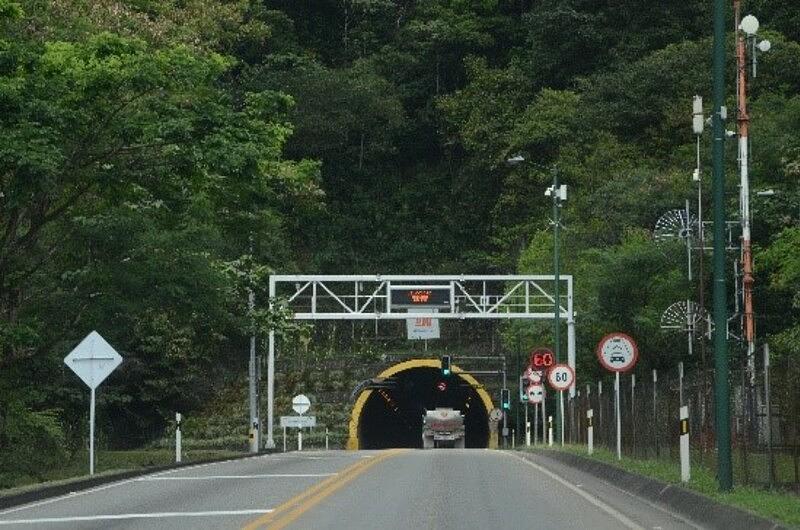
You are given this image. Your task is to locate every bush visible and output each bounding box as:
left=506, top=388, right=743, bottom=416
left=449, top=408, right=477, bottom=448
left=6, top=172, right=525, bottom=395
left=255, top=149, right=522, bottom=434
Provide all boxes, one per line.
left=0, top=402, right=67, bottom=487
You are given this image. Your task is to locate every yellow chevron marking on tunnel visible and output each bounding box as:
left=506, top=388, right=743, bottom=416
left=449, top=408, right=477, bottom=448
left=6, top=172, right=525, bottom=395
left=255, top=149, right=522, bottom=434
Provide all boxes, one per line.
left=346, top=358, right=496, bottom=450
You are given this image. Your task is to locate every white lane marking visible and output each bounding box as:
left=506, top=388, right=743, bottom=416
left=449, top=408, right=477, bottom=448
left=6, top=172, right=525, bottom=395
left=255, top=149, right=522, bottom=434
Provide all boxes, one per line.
left=508, top=453, right=644, bottom=530
left=0, top=453, right=279, bottom=517
left=0, top=509, right=274, bottom=525
left=138, top=473, right=337, bottom=481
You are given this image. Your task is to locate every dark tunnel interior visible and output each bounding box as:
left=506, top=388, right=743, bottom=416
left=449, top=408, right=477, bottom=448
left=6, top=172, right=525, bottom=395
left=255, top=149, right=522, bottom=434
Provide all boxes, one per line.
left=358, top=367, right=490, bottom=449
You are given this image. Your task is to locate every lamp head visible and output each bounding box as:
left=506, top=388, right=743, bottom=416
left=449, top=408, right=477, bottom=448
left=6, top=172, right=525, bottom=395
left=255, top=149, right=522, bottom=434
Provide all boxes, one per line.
left=739, top=15, right=759, bottom=36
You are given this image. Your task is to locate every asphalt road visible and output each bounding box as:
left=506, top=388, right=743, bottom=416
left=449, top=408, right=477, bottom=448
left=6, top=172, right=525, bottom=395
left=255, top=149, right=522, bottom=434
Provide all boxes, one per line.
left=0, top=450, right=701, bottom=529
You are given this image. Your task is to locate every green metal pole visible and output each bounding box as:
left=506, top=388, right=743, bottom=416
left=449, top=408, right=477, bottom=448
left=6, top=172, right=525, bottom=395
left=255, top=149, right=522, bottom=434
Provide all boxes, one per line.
left=712, top=0, right=733, bottom=491
left=553, top=168, right=562, bottom=444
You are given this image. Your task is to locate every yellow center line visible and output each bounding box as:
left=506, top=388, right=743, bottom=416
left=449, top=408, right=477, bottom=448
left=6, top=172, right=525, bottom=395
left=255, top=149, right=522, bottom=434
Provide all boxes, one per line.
left=242, top=449, right=406, bottom=530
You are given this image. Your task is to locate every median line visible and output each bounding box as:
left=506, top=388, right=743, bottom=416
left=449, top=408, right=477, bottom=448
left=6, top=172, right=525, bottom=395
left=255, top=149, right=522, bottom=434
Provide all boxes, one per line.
left=242, top=449, right=405, bottom=530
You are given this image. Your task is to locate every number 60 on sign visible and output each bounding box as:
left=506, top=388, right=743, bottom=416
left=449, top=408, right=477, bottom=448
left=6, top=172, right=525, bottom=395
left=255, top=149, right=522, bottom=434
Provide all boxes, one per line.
left=547, top=364, right=575, bottom=391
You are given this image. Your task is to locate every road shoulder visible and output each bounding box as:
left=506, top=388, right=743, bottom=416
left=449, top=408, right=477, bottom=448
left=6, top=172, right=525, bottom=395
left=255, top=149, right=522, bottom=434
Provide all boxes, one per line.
left=517, top=450, right=788, bottom=530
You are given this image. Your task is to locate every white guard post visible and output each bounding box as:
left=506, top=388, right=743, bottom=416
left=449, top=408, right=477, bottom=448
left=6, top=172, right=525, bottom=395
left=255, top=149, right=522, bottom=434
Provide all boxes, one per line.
left=680, top=405, right=690, bottom=482
left=587, top=409, right=594, bottom=455
left=266, top=275, right=576, bottom=449
left=525, top=420, right=531, bottom=447
left=548, top=415, right=554, bottom=447
left=175, top=412, right=182, bottom=463
left=298, top=429, right=303, bottom=451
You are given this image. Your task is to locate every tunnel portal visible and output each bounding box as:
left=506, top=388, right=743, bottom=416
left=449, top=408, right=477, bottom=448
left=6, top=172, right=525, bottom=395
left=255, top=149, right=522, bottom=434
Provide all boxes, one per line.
left=351, top=361, right=492, bottom=449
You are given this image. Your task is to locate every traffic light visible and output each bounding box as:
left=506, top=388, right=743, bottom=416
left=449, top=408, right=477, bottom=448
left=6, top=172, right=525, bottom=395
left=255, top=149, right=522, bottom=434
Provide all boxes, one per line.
left=501, top=388, right=510, bottom=410
left=441, top=355, right=451, bottom=376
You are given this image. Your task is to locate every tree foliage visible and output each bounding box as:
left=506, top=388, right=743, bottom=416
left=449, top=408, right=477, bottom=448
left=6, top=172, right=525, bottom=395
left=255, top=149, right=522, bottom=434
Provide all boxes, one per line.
left=1, top=0, right=799, bottom=480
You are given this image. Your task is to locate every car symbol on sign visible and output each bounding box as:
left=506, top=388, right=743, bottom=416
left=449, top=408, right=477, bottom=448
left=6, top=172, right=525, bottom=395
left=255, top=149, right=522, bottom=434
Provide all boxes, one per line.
left=609, top=355, right=626, bottom=364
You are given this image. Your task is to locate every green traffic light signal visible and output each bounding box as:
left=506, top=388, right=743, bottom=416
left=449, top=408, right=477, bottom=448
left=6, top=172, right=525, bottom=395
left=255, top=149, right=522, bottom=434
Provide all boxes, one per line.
left=441, top=355, right=451, bottom=376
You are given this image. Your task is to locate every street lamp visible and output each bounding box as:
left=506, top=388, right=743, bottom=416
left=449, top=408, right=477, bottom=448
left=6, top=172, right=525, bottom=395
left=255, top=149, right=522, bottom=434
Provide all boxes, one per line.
left=506, top=156, right=568, bottom=444
left=547, top=169, right=567, bottom=446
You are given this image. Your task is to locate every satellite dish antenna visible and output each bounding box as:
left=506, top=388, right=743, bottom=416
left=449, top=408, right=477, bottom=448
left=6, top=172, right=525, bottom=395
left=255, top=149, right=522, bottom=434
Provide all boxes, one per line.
left=661, top=301, right=709, bottom=335
left=660, top=300, right=711, bottom=357
left=654, top=209, right=697, bottom=246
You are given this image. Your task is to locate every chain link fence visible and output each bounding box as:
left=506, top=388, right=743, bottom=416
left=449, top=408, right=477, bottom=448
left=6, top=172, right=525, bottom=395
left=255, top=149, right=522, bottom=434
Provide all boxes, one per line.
left=562, top=357, right=800, bottom=491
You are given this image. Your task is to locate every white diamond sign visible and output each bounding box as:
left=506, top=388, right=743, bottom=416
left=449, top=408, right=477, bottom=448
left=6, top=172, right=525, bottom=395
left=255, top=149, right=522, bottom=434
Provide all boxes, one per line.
left=64, top=331, right=123, bottom=389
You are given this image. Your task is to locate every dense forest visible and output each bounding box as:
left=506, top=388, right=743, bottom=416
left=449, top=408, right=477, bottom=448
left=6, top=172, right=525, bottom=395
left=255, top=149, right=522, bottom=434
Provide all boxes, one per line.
left=1, top=0, right=799, bottom=482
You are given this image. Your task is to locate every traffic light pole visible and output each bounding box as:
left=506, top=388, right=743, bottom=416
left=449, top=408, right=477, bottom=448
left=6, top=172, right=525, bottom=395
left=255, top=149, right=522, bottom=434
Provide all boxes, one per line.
left=712, top=0, right=733, bottom=491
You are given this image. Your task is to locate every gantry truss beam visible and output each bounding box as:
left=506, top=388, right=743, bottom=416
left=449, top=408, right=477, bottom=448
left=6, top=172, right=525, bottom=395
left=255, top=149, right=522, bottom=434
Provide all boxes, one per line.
left=269, top=275, right=573, bottom=320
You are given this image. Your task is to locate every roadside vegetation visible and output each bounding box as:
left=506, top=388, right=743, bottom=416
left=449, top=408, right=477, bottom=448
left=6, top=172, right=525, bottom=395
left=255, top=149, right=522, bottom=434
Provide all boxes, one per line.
left=1, top=0, right=798, bottom=494
left=536, top=444, right=800, bottom=527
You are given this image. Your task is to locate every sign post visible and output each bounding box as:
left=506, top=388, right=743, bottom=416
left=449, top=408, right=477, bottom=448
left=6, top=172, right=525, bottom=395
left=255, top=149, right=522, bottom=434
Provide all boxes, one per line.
left=597, top=333, right=639, bottom=460
left=63, top=331, right=123, bottom=476
left=292, top=394, right=311, bottom=451
left=547, top=364, right=575, bottom=446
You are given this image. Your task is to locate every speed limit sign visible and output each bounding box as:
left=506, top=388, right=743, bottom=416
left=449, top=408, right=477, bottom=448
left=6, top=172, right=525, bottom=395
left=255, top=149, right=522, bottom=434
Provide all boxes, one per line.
left=547, top=364, right=575, bottom=391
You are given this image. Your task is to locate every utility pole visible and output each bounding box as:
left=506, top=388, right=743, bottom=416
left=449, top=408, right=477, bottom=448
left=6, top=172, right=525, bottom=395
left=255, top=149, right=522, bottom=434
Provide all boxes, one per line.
left=735, top=0, right=756, bottom=383
left=712, top=0, right=733, bottom=491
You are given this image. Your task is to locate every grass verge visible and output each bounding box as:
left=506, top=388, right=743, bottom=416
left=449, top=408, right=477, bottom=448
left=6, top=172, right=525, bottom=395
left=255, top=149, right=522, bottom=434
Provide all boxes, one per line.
left=530, top=444, right=800, bottom=528
left=0, top=448, right=242, bottom=495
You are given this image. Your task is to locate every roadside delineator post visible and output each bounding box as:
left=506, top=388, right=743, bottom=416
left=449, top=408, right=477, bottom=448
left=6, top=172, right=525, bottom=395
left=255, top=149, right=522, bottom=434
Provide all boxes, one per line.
left=326, top=427, right=330, bottom=451
left=525, top=419, right=531, bottom=447
left=548, top=416, right=553, bottom=446
left=587, top=409, right=594, bottom=455
left=175, top=412, right=182, bottom=463
left=680, top=405, right=690, bottom=482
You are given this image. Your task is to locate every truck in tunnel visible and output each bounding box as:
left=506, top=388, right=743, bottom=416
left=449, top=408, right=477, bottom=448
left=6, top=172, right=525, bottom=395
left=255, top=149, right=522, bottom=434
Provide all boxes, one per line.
left=422, top=408, right=465, bottom=448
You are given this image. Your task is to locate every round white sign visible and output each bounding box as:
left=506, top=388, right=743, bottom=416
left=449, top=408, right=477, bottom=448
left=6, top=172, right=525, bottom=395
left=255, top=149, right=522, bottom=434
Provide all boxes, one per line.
left=547, top=364, right=575, bottom=391
left=489, top=408, right=503, bottom=421
left=530, top=371, right=544, bottom=384
left=527, top=384, right=545, bottom=404
left=292, top=394, right=311, bottom=415
left=596, top=333, right=639, bottom=373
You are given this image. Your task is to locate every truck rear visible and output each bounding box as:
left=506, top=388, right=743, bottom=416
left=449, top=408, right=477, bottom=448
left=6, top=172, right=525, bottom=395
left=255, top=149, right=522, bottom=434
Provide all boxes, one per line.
left=422, top=408, right=465, bottom=448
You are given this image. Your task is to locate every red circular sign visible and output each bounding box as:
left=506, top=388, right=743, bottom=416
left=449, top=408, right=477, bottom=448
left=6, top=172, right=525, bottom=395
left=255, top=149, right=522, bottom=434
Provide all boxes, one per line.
left=436, top=381, right=447, bottom=392
left=596, top=333, right=639, bottom=373
left=547, top=363, right=575, bottom=391
left=529, top=348, right=555, bottom=370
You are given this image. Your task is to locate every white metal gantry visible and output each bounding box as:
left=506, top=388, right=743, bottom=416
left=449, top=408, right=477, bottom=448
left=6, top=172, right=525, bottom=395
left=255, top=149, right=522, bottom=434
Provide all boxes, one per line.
left=260, top=274, right=576, bottom=450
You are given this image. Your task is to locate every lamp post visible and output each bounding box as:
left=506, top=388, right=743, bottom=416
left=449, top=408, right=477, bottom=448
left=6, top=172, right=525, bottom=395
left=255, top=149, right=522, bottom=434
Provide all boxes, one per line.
left=506, top=156, right=568, bottom=444
left=546, top=170, right=568, bottom=445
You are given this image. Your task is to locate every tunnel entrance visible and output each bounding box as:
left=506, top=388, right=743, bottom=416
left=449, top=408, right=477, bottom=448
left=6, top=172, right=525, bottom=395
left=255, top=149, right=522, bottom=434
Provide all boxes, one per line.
left=349, top=360, right=493, bottom=449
